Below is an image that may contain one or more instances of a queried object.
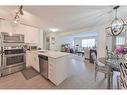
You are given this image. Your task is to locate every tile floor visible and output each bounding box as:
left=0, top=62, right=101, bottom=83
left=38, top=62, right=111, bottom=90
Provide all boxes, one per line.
left=0, top=54, right=119, bottom=89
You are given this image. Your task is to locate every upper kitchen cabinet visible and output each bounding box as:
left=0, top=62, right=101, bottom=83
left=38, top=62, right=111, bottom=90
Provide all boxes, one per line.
left=16, top=25, right=39, bottom=44
left=0, top=20, right=39, bottom=44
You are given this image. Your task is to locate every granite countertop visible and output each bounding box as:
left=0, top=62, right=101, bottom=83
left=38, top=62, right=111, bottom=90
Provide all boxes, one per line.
left=26, top=50, right=70, bottom=58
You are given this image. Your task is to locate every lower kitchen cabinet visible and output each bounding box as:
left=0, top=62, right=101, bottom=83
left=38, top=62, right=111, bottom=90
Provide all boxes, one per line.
left=26, top=51, right=69, bottom=86
left=26, top=52, right=40, bottom=72
left=48, top=57, right=68, bottom=86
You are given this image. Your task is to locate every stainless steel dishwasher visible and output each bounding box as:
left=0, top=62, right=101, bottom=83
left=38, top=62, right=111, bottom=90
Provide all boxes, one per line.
left=38, top=55, right=48, bottom=79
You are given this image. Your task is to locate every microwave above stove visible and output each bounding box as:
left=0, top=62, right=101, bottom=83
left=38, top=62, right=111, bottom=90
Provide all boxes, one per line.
left=1, top=32, right=24, bottom=43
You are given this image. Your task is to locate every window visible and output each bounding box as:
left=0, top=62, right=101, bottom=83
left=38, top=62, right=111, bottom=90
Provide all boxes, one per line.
left=82, top=38, right=95, bottom=48
left=72, top=40, right=74, bottom=47
left=116, top=36, right=125, bottom=45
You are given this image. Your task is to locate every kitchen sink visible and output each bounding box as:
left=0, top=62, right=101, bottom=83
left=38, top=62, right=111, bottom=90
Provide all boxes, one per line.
left=38, top=50, right=47, bottom=53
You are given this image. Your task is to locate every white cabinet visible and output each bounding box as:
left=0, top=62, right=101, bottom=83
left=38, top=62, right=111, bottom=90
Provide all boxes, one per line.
left=26, top=52, right=40, bottom=72
left=24, top=26, right=39, bottom=44
left=32, top=53, right=39, bottom=72
left=26, top=51, right=69, bottom=86
left=48, top=57, right=68, bottom=85
left=26, top=52, right=32, bottom=67
left=24, top=29, right=39, bottom=44
left=15, top=24, right=39, bottom=44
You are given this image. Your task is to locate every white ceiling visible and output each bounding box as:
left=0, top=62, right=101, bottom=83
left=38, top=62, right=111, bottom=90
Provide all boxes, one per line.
left=0, top=6, right=127, bottom=33
left=24, top=6, right=113, bottom=31
left=64, top=31, right=97, bottom=38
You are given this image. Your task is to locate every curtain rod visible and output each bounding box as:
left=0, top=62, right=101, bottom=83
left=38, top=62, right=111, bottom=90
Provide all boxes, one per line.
left=0, top=17, right=40, bottom=29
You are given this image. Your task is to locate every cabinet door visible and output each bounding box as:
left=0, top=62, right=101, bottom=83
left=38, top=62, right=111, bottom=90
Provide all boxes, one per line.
left=30, top=30, right=39, bottom=44
left=55, top=57, right=68, bottom=85
left=16, top=24, right=39, bottom=44
left=24, top=27, right=39, bottom=44
left=48, top=58, right=57, bottom=84
left=26, top=52, right=32, bottom=67
left=32, top=53, right=40, bottom=72
left=48, top=57, right=68, bottom=86
left=26, top=52, right=39, bottom=72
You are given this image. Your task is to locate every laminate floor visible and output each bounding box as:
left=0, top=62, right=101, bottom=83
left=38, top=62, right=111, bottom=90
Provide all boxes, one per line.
left=0, top=54, right=119, bottom=89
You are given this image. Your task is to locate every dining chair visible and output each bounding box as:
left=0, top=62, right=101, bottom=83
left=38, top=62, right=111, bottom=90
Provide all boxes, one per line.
left=106, top=50, right=120, bottom=72
left=117, top=75, right=120, bottom=89
left=106, top=50, right=118, bottom=60
left=91, top=52, right=112, bottom=81
left=84, top=48, right=90, bottom=60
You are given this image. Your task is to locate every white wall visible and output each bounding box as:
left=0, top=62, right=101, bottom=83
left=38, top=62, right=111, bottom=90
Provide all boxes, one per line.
left=55, top=36, right=74, bottom=51
left=38, top=29, right=44, bottom=49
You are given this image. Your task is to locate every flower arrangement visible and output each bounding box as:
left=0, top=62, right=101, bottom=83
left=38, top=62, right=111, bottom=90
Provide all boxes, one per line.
left=115, top=45, right=127, bottom=55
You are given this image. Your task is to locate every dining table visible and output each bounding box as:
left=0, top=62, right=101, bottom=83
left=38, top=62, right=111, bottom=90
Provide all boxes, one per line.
left=98, top=57, right=120, bottom=89
left=76, top=51, right=84, bottom=57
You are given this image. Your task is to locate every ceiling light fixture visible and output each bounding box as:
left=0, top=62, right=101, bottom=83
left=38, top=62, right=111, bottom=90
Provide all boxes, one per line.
left=49, top=28, right=60, bottom=32
left=14, top=5, right=24, bottom=24
left=106, top=6, right=127, bottom=36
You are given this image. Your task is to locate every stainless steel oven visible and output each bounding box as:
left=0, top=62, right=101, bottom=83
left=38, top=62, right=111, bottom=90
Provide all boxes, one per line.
left=1, top=32, right=24, bottom=43
left=3, top=53, right=25, bottom=67
left=0, top=32, right=26, bottom=76
left=1, top=47, right=26, bottom=76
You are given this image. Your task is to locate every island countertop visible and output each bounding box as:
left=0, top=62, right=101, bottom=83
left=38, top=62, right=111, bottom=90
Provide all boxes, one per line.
left=26, top=50, right=70, bottom=58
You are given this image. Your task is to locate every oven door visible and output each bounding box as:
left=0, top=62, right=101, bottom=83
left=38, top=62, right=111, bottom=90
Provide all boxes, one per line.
left=3, top=53, right=26, bottom=68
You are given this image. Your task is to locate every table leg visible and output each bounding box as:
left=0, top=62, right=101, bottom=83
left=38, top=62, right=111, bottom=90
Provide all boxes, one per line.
left=110, top=71, right=113, bottom=89
left=82, top=53, right=84, bottom=57
left=107, top=69, right=113, bottom=89
left=107, top=74, right=110, bottom=89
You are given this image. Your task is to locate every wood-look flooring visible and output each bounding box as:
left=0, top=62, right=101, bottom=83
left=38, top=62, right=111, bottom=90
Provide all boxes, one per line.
left=0, top=54, right=119, bottom=89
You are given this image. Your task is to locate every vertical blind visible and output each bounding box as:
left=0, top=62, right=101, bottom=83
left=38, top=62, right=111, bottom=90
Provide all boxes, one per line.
left=82, top=38, right=95, bottom=48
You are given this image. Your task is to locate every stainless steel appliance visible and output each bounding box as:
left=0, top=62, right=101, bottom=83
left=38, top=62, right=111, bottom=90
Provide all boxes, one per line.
left=39, top=55, right=48, bottom=79
left=1, top=46, right=26, bottom=76
left=0, top=32, right=26, bottom=76
left=1, top=32, right=24, bottom=43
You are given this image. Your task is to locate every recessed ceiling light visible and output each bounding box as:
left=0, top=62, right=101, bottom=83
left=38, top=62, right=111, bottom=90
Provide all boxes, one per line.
left=49, top=28, right=59, bottom=32
left=14, top=20, right=18, bottom=23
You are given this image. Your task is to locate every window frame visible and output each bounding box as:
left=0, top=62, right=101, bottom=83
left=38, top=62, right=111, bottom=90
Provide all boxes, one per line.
left=81, top=38, right=96, bottom=48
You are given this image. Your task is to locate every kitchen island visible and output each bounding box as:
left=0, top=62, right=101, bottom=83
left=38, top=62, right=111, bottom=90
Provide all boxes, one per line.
left=26, top=50, right=70, bottom=86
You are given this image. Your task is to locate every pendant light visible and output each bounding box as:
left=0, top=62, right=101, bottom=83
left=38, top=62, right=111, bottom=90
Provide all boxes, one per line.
left=106, top=6, right=126, bottom=36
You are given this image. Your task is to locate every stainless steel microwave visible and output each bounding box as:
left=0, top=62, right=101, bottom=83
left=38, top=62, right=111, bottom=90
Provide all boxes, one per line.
left=1, top=32, right=24, bottom=43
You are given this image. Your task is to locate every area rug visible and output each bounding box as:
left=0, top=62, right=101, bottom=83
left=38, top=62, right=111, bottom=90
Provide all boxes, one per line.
left=21, top=66, right=39, bottom=80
